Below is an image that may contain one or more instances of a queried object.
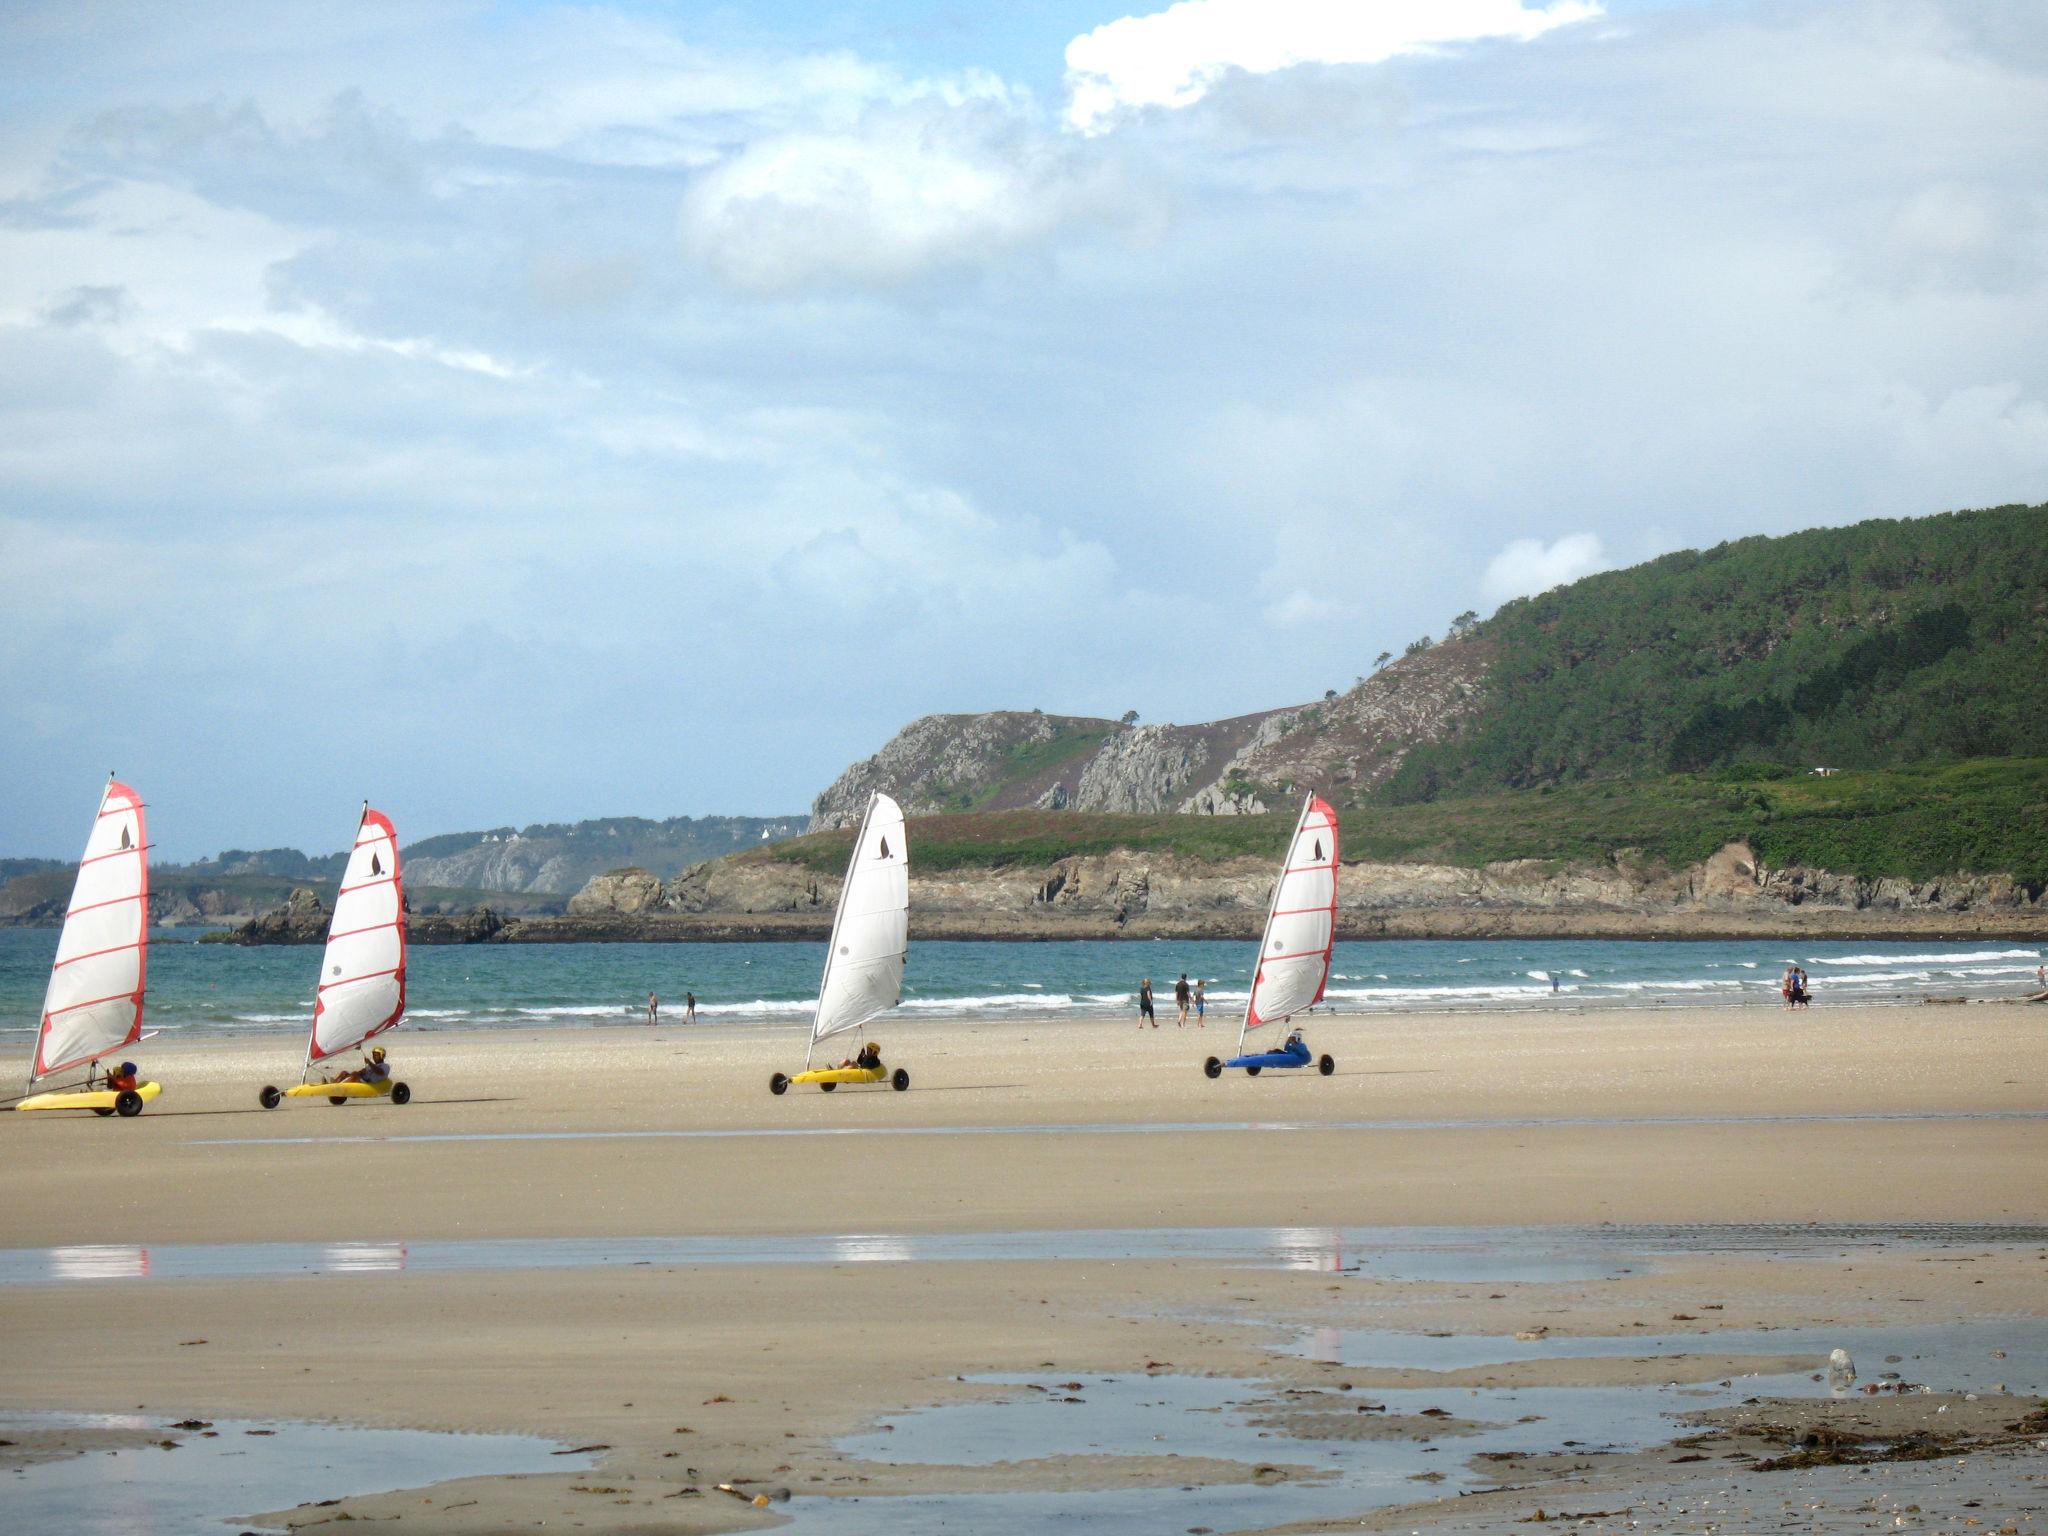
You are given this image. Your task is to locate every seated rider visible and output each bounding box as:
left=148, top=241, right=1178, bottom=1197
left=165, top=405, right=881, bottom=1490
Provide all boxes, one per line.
left=332, top=1045, right=391, bottom=1085
left=1282, top=1027, right=1310, bottom=1058
left=837, top=1040, right=883, bottom=1072
left=103, top=1060, right=140, bottom=1093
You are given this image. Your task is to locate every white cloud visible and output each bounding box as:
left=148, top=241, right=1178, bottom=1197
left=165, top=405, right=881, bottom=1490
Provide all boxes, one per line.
left=1482, top=533, right=1608, bottom=602
left=679, top=103, right=1126, bottom=294
left=1064, top=0, right=1603, bottom=130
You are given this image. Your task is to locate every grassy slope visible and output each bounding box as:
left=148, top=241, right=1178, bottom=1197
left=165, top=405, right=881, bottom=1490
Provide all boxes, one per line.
left=761, top=759, right=2048, bottom=885
left=1383, top=503, right=2048, bottom=800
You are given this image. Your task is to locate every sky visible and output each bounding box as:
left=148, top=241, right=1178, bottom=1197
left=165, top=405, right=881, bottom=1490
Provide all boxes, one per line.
left=2, top=0, right=2045, bottom=859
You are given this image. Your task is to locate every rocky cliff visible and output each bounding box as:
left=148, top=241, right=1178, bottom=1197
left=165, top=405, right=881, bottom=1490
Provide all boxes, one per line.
left=551, top=838, right=2044, bottom=943
left=810, top=704, right=1321, bottom=830
left=810, top=643, right=1488, bottom=830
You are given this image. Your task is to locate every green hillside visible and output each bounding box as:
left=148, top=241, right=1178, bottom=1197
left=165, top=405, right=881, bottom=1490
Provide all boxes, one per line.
left=761, top=758, right=2047, bottom=884
left=1384, top=502, right=2048, bottom=800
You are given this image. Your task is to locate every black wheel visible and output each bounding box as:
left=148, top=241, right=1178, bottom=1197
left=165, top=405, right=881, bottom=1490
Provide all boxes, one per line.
left=1318, top=1054, right=1335, bottom=1076
left=819, top=1080, right=837, bottom=1092
left=115, top=1089, right=144, bottom=1118
left=329, top=1096, right=349, bottom=1106
left=259, top=1085, right=282, bottom=1109
left=1203, top=1057, right=1222, bottom=1079
left=891, top=1067, right=910, bottom=1092
left=769, top=1073, right=789, bottom=1096
left=391, top=1082, right=411, bottom=1105
left=93, top=1106, right=116, bottom=1117
left=1244, top=1064, right=1261, bottom=1077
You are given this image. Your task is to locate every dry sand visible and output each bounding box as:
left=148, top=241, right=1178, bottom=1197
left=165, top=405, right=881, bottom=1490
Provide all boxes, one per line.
left=2, top=1001, right=2044, bottom=1532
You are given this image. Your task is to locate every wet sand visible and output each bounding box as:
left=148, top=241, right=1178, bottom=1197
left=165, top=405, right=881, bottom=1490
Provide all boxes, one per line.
left=2, top=1002, right=2044, bottom=1532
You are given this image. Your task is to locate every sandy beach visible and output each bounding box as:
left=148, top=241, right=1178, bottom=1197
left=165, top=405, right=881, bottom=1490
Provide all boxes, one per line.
left=4, top=1001, right=2045, bottom=1532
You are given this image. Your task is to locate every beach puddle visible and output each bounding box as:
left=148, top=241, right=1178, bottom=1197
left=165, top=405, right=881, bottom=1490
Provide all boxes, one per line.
left=0, top=1411, right=587, bottom=1535
left=799, top=1318, right=2045, bottom=1534
left=1287, top=1319, right=2048, bottom=1394
left=5, top=1222, right=2042, bottom=1288
left=803, top=1366, right=1820, bottom=1534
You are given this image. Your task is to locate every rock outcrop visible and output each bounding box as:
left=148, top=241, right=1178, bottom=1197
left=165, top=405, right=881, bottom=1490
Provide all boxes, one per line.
left=810, top=705, right=1312, bottom=830
left=809, top=643, right=1490, bottom=831
left=219, top=887, right=334, bottom=945
left=533, top=839, right=2045, bottom=944
left=566, top=867, right=665, bottom=916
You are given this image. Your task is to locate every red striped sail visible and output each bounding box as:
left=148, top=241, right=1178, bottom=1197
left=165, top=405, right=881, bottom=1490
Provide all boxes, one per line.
left=1240, top=793, right=1339, bottom=1043
left=308, top=807, right=408, bottom=1062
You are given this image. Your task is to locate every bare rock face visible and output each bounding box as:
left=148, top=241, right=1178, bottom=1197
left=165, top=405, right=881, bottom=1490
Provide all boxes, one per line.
left=809, top=647, right=1486, bottom=833
left=1186, top=640, right=1491, bottom=807
left=809, top=712, right=1116, bottom=831
left=661, top=857, right=832, bottom=916
left=1071, top=726, right=1213, bottom=814
left=566, top=867, right=665, bottom=916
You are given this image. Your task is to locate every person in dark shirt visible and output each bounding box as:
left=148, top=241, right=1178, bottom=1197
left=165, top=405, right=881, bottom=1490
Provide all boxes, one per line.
left=1174, top=974, right=1191, bottom=1027
left=1138, top=979, right=1156, bottom=1028
left=836, top=1040, right=883, bottom=1071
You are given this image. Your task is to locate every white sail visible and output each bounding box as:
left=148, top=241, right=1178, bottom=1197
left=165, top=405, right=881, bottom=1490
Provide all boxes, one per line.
left=810, top=792, right=909, bottom=1054
left=1241, top=793, right=1339, bottom=1045
left=34, top=780, right=149, bottom=1081
left=308, top=807, right=407, bottom=1063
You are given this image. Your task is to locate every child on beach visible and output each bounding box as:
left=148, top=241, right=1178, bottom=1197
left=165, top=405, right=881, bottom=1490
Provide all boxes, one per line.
left=1194, top=980, right=1206, bottom=1024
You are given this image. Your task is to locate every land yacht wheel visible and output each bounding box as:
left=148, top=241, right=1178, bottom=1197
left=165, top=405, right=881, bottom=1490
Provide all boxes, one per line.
left=93, top=1106, right=116, bottom=1117
left=115, top=1090, right=144, bottom=1117
left=1244, top=1065, right=1261, bottom=1077
left=259, top=1085, right=283, bottom=1109
left=391, top=1082, right=411, bottom=1105
left=329, top=1096, right=349, bottom=1106
left=891, top=1068, right=910, bottom=1092
left=769, top=1073, right=789, bottom=1096
left=819, top=1080, right=837, bottom=1092
left=1203, top=1057, right=1222, bottom=1079
left=1318, top=1055, right=1335, bottom=1076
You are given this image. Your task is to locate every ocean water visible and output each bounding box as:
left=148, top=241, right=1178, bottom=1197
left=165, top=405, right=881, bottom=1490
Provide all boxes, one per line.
left=0, top=931, right=2038, bottom=1046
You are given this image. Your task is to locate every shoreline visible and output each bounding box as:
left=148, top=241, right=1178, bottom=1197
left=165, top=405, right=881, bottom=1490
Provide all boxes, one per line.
left=305, top=907, right=2048, bottom=943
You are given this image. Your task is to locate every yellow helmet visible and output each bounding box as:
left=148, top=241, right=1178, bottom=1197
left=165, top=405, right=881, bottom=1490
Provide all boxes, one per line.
left=370, top=1046, right=387, bottom=1062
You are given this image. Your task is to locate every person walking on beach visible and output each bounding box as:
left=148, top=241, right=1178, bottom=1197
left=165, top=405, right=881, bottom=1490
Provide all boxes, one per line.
left=1138, top=978, right=1156, bottom=1028
left=685, top=991, right=698, bottom=1024
left=1174, top=974, right=1191, bottom=1027
left=647, top=992, right=659, bottom=1026
left=1781, top=965, right=1796, bottom=1009
left=1193, top=980, right=1206, bottom=1025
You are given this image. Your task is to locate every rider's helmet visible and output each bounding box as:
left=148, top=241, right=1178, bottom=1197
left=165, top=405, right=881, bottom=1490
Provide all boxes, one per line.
left=370, top=1046, right=387, bottom=1062
left=120, top=1061, right=137, bottom=1075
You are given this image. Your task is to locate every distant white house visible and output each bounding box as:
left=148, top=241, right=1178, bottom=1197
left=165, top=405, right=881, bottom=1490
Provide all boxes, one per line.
left=1809, top=766, right=1837, bottom=777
